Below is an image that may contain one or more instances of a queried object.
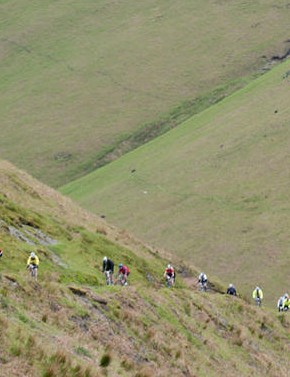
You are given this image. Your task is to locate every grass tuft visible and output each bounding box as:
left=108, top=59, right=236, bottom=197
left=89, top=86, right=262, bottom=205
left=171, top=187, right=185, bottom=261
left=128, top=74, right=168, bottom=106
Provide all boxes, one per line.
left=121, top=356, right=134, bottom=371
left=43, top=366, right=58, bottom=377
left=99, top=352, right=112, bottom=368
left=75, top=346, right=92, bottom=358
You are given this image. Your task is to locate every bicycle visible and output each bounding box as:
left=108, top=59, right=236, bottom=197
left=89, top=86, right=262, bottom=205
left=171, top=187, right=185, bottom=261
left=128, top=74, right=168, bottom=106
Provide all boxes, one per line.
left=104, top=270, right=113, bottom=285
left=165, top=275, right=174, bottom=288
left=199, top=281, right=207, bottom=292
left=115, top=273, right=128, bottom=286
left=255, top=297, right=262, bottom=307
left=27, top=264, right=38, bottom=280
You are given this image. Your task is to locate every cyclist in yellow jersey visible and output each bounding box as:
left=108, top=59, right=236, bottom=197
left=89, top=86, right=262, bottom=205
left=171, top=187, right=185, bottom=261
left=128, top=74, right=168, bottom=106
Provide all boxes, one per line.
left=252, top=286, right=263, bottom=306
left=27, top=252, right=39, bottom=267
left=27, top=252, right=39, bottom=279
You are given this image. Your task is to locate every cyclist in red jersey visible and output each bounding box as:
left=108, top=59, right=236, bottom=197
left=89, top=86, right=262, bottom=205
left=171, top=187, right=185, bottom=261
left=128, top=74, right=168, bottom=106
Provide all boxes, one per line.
left=118, top=263, right=130, bottom=285
left=164, top=264, right=175, bottom=287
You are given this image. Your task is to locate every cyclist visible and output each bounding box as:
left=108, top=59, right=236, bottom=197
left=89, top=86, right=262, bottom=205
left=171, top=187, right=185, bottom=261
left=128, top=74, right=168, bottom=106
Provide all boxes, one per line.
left=0, top=249, right=3, bottom=258
left=282, top=294, right=290, bottom=311
left=26, top=252, right=39, bottom=279
left=198, top=272, right=208, bottom=291
left=118, top=263, right=130, bottom=286
left=252, top=286, right=263, bottom=306
left=227, top=283, right=237, bottom=296
left=102, top=256, right=114, bottom=285
left=277, top=295, right=285, bottom=312
left=164, top=264, right=175, bottom=287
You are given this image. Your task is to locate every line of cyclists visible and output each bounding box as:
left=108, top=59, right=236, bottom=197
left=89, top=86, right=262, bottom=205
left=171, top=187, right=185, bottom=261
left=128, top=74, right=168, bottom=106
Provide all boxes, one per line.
left=5, top=250, right=288, bottom=312
left=102, top=257, right=290, bottom=311
left=103, top=257, right=290, bottom=312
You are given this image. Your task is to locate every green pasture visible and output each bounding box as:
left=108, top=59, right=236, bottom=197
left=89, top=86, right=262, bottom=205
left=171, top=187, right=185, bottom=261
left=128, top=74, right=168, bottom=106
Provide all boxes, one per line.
left=62, top=59, right=290, bottom=305
left=1, top=0, right=290, bottom=186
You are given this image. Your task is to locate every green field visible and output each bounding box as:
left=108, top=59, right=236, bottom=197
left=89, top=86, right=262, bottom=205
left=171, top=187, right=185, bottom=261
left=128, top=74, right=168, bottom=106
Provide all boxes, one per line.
left=1, top=0, right=290, bottom=186
left=62, top=59, right=290, bottom=305
left=0, top=161, right=289, bottom=376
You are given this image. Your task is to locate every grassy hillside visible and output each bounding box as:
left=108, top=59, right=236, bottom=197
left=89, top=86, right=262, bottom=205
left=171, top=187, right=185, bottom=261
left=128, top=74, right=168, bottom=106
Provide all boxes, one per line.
left=61, top=59, right=290, bottom=307
left=0, top=161, right=290, bottom=377
left=1, top=1, right=290, bottom=186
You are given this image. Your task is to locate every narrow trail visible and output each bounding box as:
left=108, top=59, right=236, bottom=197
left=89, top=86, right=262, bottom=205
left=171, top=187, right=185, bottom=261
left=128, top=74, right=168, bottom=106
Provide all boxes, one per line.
left=182, top=276, right=222, bottom=294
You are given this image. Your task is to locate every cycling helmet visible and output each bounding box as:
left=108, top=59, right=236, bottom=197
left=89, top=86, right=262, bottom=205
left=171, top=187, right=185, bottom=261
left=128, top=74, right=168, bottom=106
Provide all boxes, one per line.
left=103, top=256, right=108, bottom=262
left=229, top=283, right=233, bottom=288
left=118, top=263, right=123, bottom=268
left=167, top=264, right=171, bottom=268
left=285, top=293, right=289, bottom=298
left=30, top=252, right=35, bottom=258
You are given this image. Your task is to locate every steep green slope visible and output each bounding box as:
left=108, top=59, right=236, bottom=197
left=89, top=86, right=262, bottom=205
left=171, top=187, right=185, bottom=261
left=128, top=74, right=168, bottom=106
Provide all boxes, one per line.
left=62, top=59, right=290, bottom=307
left=1, top=1, right=290, bottom=186
left=1, top=161, right=290, bottom=377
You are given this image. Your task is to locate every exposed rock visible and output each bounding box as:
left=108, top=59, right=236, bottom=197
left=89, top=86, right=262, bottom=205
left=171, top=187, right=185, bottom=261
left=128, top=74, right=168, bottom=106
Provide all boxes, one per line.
left=0, top=218, right=57, bottom=247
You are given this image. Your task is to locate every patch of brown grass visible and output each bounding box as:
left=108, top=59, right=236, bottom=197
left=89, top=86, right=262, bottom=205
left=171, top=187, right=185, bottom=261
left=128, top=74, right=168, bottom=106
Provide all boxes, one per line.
left=135, top=367, right=156, bottom=377
left=231, top=325, right=247, bottom=347
left=121, top=356, right=135, bottom=371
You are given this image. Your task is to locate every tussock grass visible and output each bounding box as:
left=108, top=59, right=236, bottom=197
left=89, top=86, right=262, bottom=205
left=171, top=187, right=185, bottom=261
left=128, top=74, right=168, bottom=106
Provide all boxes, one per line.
left=99, top=352, right=112, bottom=368
left=121, top=356, right=134, bottom=371
left=135, top=367, right=155, bottom=377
